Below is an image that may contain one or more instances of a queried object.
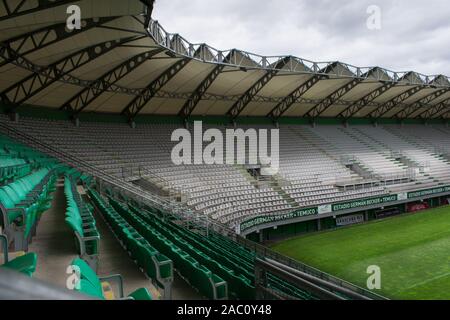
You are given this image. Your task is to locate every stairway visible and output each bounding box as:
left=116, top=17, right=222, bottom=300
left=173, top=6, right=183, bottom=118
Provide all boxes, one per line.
left=384, top=126, right=450, bottom=165
left=236, top=165, right=299, bottom=207
left=271, top=183, right=299, bottom=208
left=132, top=178, right=172, bottom=198
left=381, top=127, right=444, bottom=184
left=343, top=127, right=408, bottom=172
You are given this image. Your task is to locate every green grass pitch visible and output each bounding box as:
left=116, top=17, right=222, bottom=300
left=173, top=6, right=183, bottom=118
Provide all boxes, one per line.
left=270, top=206, right=450, bottom=300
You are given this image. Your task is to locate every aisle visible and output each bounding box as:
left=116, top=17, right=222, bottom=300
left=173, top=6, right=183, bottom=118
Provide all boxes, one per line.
left=28, top=178, right=78, bottom=289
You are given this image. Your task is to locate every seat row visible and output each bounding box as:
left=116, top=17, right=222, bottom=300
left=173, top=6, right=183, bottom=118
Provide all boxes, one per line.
left=103, top=195, right=227, bottom=300
left=0, top=157, right=31, bottom=186
left=71, top=258, right=152, bottom=300
left=131, top=200, right=317, bottom=300
left=0, top=234, right=37, bottom=277
left=64, top=173, right=100, bottom=271
left=0, top=167, right=57, bottom=251
left=87, top=189, right=173, bottom=299
left=125, top=203, right=255, bottom=300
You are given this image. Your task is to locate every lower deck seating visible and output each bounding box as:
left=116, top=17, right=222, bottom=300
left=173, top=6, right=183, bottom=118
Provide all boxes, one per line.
left=0, top=140, right=61, bottom=251
left=90, top=190, right=227, bottom=300
left=105, top=191, right=317, bottom=300
left=87, top=189, right=174, bottom=298
left=0, top=158, right=31, bottom=186
left=71, top=258, right=152, bottom=300
left=123, top=201, right=255, bottom=300
left=0, top=165, right=57, bottom=251
left=0, top=135, right=62, bottom=282
left=129, top=197, right=317, bottom=300
left=64, top=171, right=100, bottom=271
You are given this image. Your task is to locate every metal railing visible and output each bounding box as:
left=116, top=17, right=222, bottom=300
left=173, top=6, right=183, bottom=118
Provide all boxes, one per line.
left=237, top=237, right=388, bottom=300
left=147, top=19, right=449, bottom=87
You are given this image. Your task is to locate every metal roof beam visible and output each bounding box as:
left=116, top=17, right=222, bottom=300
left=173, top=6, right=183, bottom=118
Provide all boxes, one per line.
left=178, top=64, right=225, bottom=118
left=61, top=48, right=165, bottom=115
left=393, top=89, right=449, bottom=119
left=178, top=52, right=233, bottom=119
left=439, top=109, right=450, bottom=119
left=0, top=0, right=75, bottom=22
left=368, top=86, right=425, bottom=119
left=0, top=17, right=118, bottom=69
left=267, top=75, right=325, bottom=119
left=337, top=82, right=396, bottom=119
left=227, top=57, right=290, bottom=119
left=416, top=98, right=450, bottom=119
left=121, top=58, right=191, bottom=120
left=1, top=36, right=141, bottom=111
left=305, top=78, right=363, bottom=118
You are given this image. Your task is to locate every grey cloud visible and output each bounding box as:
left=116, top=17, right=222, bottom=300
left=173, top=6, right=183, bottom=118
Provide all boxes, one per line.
left=153, top=0, right=450, bottom=75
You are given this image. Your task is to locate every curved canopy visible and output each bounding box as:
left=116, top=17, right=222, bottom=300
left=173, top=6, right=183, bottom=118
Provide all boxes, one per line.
left=0, top=0, right=449, bottom=121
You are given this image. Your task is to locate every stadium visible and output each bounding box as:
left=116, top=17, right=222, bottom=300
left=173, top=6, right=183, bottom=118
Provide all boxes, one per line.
left=0, top=0, right=449, bottom=302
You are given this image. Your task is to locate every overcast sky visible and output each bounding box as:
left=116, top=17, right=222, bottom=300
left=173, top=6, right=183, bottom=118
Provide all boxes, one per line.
left=153, top=0, right=450, bottom=76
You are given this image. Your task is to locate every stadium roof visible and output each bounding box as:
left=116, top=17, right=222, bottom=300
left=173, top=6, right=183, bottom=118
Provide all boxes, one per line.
left=1, top=0, right=449, bottom=122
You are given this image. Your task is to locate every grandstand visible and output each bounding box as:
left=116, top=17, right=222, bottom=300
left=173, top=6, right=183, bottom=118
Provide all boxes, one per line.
left=0, top=0, right=449, bottom=301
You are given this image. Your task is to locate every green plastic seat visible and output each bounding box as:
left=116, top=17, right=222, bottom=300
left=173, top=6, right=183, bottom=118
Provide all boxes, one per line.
left=78, top=279, right=104, bottom=299
left=72, top=258, right=152, bottom=300
left=1, top=253, right=37, bottom=277
left=128, top=288, right=152, bottom=300
left=0, top=235, right=37, bottom=277
left=64, top=175, right=100, bottom=265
